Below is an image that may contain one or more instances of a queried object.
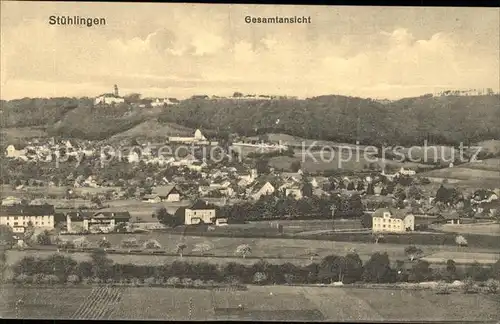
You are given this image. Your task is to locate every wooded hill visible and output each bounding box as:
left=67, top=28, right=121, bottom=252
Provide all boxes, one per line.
left=1, top=94, right=499, bottom=145
left=158, top=94, right=500, bottom=147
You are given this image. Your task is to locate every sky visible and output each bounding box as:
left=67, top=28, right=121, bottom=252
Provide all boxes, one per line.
left=1, top=2, right=499, bottom=100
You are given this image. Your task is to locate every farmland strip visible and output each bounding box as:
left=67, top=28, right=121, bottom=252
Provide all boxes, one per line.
left=88, top=286, right=113, bottom=319
left=95, top=288, right=121, bottom=319
left=71, top=287, right=100, bottom=318
left=79, top=286, right=108, bottom=319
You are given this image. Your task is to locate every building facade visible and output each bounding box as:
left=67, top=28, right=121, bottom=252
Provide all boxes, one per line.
left=0, top=204, right=55, bottom=233
left=372, top=208, right=414, bottom=233
left=184, top=200, right=216, bottom=225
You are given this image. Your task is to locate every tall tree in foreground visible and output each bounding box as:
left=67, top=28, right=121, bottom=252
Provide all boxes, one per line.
left=362, top=252, right=393, bottom=283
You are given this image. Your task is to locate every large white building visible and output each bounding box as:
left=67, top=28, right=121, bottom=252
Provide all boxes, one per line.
left=184, top=200, right=216, bottom=225
left=151, top=98, right=179, bottom=107
left=168, top=129, right=207, bottom=144
left=94, top=85, right=125, bottom=105
left=0, top=204, right=55, bottom=233
left=94, top=93, right=125, bottom=105
left=66, top=210, right=130, bottom=234
left=372, top=207, right=414, bottom=233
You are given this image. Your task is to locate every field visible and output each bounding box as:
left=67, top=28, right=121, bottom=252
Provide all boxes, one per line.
left=422, top=251, right=500, bottom=265
left=460, top=158, right=500, bottom=172
left=5, top=229, right=499, bottom=270
left=0, top=126, right=49, bottom=143
left=1, top=285, right=499, bottom=320
left=422, top=167, right=500, bottom=181
left=109, top=119, right=194, bottom=141
left=435, top=222, right=500, bottom=236
left=269, top=150, right=434, bottom=173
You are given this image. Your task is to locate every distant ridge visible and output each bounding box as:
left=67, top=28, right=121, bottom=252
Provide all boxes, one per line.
left=1, top=93, right=499, bottom=145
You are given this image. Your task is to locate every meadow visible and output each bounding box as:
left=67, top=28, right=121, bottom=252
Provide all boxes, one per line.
left=2, top=285, right=499, bottom=321
left=269, top=150, right=435, bottom=173
left=421, top=251, right=500, bottom=265
left=436, top=223, right=500, bottom=237
left=6, top=230, right=499, bottom=269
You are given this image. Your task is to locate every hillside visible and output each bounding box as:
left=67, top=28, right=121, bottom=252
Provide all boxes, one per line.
left=158, top=94, right=500, bottom=147
left=0, top=97, right=87, bottom=128
left=1, top=94, right=499, bottom=144
left=109, top=119, right=195, bottom=141
left=421, top=158, right=500, bottom=188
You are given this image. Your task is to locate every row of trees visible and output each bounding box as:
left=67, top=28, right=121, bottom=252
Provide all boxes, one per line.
left=219, top=194, right=364, bottom=222
left=11, top=250, right=500, bottom=287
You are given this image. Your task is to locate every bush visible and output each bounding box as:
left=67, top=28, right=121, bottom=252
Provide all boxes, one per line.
left=284, top=273, right=298, bottom=285
left=193, top=279, right=204, bottom=287
left=66, top=274, right=80, bottom=284
left=59, top=240, right=75, bottom=249
left=37, top=230, right=52, bottom=245
left=143, top=239, right=162, bottom=249
left=33, top=273, right=46, bottom=284
left=73, top=237, right=91, bottom=249
left=121, top=237, right=140, bottom=248
left=485, top=279, right=499, bottom=294
left=44, top=274, right=59, bottom=285
left=98, top=238, right=112, bottom=249
left=252, top=272, right=268, bottom=285
left=144, top=277, right=156, bottom=286
left=462, top=278, right=477, bottom=294
left=15, top=274, right=32, bottom=284
left=90, top=277, right=101, bottom=285
left=182, top=278, right=194, bottom=287
left=455, top=235, right=468, bottom=247
left=130, top=277, right=142, bottom=286
left=166, top=276, right=180, bottom=287
left=436, top=281, right=450, bottom=294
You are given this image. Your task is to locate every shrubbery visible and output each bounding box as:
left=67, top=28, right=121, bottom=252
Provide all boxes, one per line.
left=10, top=251, right=500, bottom=291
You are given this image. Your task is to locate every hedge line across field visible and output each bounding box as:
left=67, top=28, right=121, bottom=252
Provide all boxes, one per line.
left=9, top=249, right=500, bottom=292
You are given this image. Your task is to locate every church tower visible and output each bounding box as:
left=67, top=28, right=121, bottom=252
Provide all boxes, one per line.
left=114, top=84, right=119, bottom=97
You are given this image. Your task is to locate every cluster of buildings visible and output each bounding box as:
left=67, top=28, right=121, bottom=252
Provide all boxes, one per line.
left=94, top=85, right=180, bottom=107
left=5, top=139, right=95, bottom=162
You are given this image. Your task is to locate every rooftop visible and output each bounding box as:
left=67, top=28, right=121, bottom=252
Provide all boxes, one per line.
left=189, top=199, right=217, bottom=210
left=0, top=204, right=55, bottom=216
left=372, top=207, right=409, bottom=220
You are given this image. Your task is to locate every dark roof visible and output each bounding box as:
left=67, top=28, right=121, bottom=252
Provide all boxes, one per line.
left=372, top=207, right=408, bottom=220
left=152, top=185, right=180, bottom=197
left=92, top=211, right=131, bottom=220
left=65, top=210, right=95, bottom=221
left=188, top=200, right=216, bottom=210
left=0, top=204, right=55, bottom=216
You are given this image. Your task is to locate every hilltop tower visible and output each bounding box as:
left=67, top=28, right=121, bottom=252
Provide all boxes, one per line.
left=114, top=84, right=119, bottom=97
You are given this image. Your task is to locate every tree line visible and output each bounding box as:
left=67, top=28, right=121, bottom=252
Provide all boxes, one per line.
left=9, top=250, right=500, bottom=289
left=158, top=94, right=500, bottom=147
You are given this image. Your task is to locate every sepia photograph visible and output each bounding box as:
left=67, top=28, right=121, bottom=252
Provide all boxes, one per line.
left=0, top=1, right=499, bottom=321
